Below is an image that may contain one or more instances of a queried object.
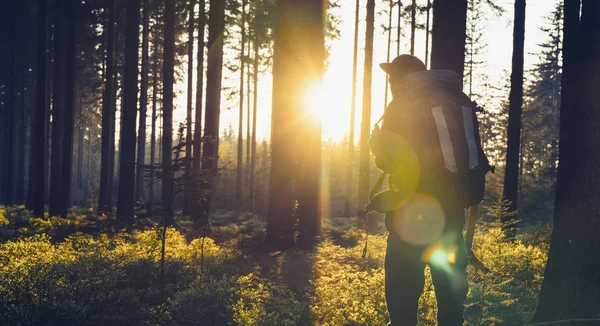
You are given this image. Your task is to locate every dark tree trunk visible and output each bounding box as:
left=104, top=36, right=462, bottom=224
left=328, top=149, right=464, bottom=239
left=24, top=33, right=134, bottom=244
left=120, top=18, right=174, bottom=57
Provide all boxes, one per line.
left=3, top=6, right=18, bottom=205
left=384, top=0, right=392, bottom=110
left=149, top=24, right=159, bottom=217
left=136, top=0, right=150, bottom=205
left=249, top=39, right=258, bottom=212
left=116, top=0, right=140, bottom=223
left=501, top=0, right=526, bottom=238
left=268, top=0, right=302, bottom=247
left=27, top=0, right=47, bottom=217
left=430, top=0, right=468, bottom=84
left=98, top=0, right=116, bottom=214
left=344, top=0, right=360, bottom=217
left=196, top=0, right=225, bottom=226
left=57, top=0, right=77, bottom=217
left=410, top=0, right=416, bottom=55
left=396, top=1, right=401, bottom=56
left=183, top=0, right=195, bottom=215
left=236, top=0, right=246, bottom=211
left=532, top=0, right=600, bottom=321
left=162, top=0, right=176, bottom=225
left=191, top=0, right=206, bottom=220
left=425, top=0, right=431, bottom=67
left=358, top=0, right=375, bottom=213
left=49, top=0, right=65, bottom=217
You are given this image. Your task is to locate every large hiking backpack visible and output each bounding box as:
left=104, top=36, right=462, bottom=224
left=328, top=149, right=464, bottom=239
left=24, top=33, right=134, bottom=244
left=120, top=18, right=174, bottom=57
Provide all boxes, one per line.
left=369, top=78, right=493, bottom=210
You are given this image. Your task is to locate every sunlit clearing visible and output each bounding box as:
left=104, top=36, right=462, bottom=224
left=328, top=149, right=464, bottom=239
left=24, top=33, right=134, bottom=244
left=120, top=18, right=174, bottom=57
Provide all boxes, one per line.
left=391, top=194, right=445, bottom=246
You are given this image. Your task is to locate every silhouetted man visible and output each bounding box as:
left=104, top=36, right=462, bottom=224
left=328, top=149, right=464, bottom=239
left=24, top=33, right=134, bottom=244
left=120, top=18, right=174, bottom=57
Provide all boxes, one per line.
left=369, top=54, right=480, bottom=326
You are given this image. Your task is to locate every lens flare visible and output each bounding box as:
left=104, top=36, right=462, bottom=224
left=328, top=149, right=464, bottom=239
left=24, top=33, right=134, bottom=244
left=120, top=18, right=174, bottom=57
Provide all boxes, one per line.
left=391, top=193, right=445, bottom=246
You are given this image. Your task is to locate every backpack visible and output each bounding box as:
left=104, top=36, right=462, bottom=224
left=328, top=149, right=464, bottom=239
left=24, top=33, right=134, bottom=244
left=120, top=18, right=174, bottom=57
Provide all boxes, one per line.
left=369, top=82, right=493, bottom=210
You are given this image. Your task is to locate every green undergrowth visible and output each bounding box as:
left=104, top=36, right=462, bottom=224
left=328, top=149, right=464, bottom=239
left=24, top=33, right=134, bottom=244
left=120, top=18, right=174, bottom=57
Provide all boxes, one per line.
left=0, top=206, right=549, bottom=325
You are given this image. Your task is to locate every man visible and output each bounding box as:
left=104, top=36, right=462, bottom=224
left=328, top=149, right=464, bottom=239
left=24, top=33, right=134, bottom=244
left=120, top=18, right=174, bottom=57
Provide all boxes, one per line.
left=369, top=54, right=477, bottom=326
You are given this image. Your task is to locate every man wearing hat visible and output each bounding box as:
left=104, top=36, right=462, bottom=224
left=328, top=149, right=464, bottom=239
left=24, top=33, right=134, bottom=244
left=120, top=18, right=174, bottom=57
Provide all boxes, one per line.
left=373, top=54, right=471, bottom=326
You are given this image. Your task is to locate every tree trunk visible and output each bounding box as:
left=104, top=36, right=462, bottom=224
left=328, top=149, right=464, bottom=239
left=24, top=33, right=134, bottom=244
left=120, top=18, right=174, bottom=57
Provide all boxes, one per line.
left=246, top=40, right=252, bottom=209
left=98, top=0, right=116, bottom=214
left=384, top=0, right=393, bottom=110
left=358, top=0, right=375, bottom=213
left=396, top=0, right=401, bottom=56
left=236, top=0, right=246, bottom=211
left=345, top=0, right=360, bottom=217
left=116, top=0, right=140, bottom=224
left=430, top=0, right=468, bottom=85
left=250, top=41, right=258, bottom=212
left=49, top=0, right=65, bottom=217
left=501, top=0, right=526, bottom=238
left=136, top=0, right=150, bottom=205
left=196, top=0, right=225, bottom=226
left=28, top=0, right=47, bottom=217
left=410, top=0, right=416, bottom=55
left=149, top=24, right=159, bottom=217
left=425, top=0, right=431, bottom=67
left=183, top=0, right=195, bottom=215
left=3, top=6, right=17, bottom=206
left=57, top=0, right=77, bottom=217
left=163, top=0, right=176, bottom=225
left=192, top=0, right=206, bottom=221
left=532, top=0, right=600, bottom=322
left=298, top=0, right=325, bottom=239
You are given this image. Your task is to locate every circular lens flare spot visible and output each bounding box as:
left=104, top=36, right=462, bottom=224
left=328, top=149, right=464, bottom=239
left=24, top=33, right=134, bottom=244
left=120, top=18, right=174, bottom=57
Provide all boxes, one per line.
left=392, top=194, right=445, bottom=246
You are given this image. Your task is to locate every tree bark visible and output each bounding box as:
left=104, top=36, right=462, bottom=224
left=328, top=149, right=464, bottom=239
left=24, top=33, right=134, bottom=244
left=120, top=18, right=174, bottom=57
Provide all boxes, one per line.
left=250, top=41, right=258, bottom=212
left=410, top=0, right=416, bottom=55
left=236, top=0, right=247, bottom=211
left=183, top=0, right=195, bottom=214
left=28, top=0, right=47, bottom=217
left=163, top=0, right=176, bottom=225
left=384, top=0, right=393, bottom=110
left=532, top=0, right=600, bottom=321
left=345, top=0, right=360, bottom=217
left=424, top=0, right=431, bottom=67
left=501, top=0, right=526, bottom=238
left=149, top=22, right=159, bottom=217
left=98, top=0, right=116, bottom=214
left=396, top=0, right=401, bottom=56
left=358, top=0, right=375, bottom=213
left=197, top=0, right=226, bottom=225
left=430, top=0, right=468, bottom=85
left=2, top=5, right=18, bottom=206
left=135, top=0, right=150, bottom=205
left=192, top=0, right=206, bottom=221
left=116, top=0, right=141, bottom=223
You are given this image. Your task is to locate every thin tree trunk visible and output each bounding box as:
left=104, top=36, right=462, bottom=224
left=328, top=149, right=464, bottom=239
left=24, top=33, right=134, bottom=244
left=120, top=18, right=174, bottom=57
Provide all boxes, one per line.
left=149, top=26, right=159, bottom=217
left=192, top=0, right=206, bottom=221
left=57, top=0, right=77, bottom=217
left=425, top=0, right=431, bottom=67
left=98, top=0, right=116, bottom=214
left=431, top=0, right=468, bottom=85
left=236, top=0, right=246, bottom=210
left=30, top=0, right=47, bottom=211
left=116, top=0, right=141, bottom=223
left=396, top=0, right=401, bottom=56
left=163, top=0, right=176, bottom=225
left=250, top=42, right=258, bottom=212
left=410, top=0, right=416, bottom=55
left=358, top=0, right=375, bottom=212
left=247, top=38, right=253, bottom=210
left=501, top=0, right=526, bottom=238
left=384, top=0, right=393, bottom=111
left=3, top=9, right=17, bottom=206
left=183, top=0, right=195, bottom=214
left=197, top=0, right=226, bottom=225
left=344, top=0, right=360, bottom=217
left=136, top=0, right=150, bottom=204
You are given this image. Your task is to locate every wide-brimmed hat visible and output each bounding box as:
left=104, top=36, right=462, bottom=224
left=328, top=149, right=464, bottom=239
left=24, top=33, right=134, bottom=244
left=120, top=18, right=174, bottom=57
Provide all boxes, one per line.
left=380, top=54, right=426, bottom=79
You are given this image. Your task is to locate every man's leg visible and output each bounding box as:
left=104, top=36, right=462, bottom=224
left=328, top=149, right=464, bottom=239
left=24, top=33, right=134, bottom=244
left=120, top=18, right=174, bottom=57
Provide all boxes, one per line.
left=429, top=231, right=469, bottom=326
left=385, top=235, right=426, bottom=326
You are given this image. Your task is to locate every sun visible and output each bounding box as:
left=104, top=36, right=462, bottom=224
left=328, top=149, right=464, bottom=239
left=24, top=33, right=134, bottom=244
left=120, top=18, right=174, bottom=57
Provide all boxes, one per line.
left=302, top=78, right=352, bottom=141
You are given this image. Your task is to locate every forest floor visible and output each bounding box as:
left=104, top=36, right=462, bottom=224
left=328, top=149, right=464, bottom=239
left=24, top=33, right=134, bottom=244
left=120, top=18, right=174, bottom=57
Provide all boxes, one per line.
left=0, top=205, right=550, bottom=325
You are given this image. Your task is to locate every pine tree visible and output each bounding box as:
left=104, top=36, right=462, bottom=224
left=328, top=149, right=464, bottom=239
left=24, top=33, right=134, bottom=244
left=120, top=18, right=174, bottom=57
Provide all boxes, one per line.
left=183, top=0, right=196, bottom=215
left=135, top=0, right=150, bottom=205
left=162, top=0, right=176, bottom=225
